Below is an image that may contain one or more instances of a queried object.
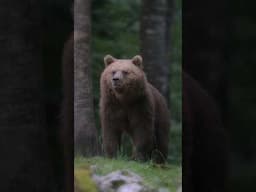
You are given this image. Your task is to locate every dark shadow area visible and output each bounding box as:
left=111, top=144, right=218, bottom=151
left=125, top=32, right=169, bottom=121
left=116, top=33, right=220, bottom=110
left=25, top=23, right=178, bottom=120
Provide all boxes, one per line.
left=42, top=0, right=73, bottom=191
left=183, top=1, right=228, bottom=190
left=0, top=0, right=73, bottom=191
left=183, top=0, right=256, bottom=191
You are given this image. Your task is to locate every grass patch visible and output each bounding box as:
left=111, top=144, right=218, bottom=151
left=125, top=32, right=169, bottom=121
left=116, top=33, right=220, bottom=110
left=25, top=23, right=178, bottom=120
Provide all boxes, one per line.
left=168, top=120, right=182, bottom=165
left=75, top=168, right=98, bottom=192
left=75, top=156, right=181, bottom=191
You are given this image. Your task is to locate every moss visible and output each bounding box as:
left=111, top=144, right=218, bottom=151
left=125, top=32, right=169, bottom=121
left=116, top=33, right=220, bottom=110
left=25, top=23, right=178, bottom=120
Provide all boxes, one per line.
left=74, top=167, right=98, bottom=192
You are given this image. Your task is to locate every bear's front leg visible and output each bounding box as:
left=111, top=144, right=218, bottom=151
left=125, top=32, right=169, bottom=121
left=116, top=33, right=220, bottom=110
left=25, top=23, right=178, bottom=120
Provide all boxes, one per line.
left=129, top=114, right=155, bottom=161
left=101, top=105, right=126, bottom=158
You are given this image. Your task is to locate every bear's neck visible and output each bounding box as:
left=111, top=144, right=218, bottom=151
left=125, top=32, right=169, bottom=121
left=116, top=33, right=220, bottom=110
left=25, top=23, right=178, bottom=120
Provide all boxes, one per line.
left=113, top=84, right=148, bottom=105
left=115, top=92, right=144, bottom=104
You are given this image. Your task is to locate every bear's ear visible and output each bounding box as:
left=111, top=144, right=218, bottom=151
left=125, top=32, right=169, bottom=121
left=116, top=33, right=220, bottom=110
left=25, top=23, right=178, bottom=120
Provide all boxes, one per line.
left=104, top=55, right=116, bottom=67
left=132, top=55, right=143, bottom=69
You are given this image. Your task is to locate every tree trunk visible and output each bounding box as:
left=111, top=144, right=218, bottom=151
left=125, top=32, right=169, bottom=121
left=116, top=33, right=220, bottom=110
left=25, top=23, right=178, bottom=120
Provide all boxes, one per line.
left=0, top=1, right=55, bottom=191
left=183, top=0, right=227, bottom=125
left=61, top=33, right=74, bottom=192
left=74, top=0, right=100, bottom=156
left=140, top=0, right=173, bottom=103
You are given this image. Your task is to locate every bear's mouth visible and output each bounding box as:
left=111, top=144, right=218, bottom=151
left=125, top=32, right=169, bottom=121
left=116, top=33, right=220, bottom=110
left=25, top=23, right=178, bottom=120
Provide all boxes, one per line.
left=112, top=82, right=124, bottom=93
left=113, top=85, right=123, bottom=92
left=114, top=87, right=123, bottom=93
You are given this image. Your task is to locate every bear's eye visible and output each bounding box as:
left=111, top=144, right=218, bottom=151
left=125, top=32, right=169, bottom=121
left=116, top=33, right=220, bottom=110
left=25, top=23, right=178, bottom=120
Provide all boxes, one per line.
left=123, top=71, right=128, bottom=75
left=112, top=71, right=116, bottom=75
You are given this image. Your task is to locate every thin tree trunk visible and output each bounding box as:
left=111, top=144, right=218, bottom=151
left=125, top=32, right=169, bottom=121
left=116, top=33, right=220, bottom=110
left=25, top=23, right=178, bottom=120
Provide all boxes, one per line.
left=140, top=0, right=172, bottom=103
left=74, top=0, right=100, bottom=156
left=166, top=0, right=174, bottom=57
left=0, top=1, right=55, bottom=191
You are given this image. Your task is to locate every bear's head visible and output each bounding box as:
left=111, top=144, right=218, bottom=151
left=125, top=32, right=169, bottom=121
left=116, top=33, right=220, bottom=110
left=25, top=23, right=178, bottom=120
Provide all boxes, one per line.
left=101, top=55, right=146, bottom=99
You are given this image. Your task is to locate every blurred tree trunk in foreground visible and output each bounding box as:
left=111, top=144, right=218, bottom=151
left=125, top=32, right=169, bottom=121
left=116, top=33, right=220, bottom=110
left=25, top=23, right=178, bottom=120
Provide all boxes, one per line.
left=62, top=33, right=74, bottom=192
left=183, top=0, right=227, bottom=125
left=141, top=0, right=173, bottom=103
left=0, top=1, right=55, bottom=191
left=74, top=0, right=100, bottom=156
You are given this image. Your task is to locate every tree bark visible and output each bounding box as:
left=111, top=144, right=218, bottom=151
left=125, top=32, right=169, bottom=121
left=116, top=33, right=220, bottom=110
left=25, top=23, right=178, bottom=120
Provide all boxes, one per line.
left=74, top=0, right=100, bottom=156
left=183, top=0, right=227, bottom=125
left=0, top=1, right=55, bottom=191
left=140, top=0, right=173, bottom=103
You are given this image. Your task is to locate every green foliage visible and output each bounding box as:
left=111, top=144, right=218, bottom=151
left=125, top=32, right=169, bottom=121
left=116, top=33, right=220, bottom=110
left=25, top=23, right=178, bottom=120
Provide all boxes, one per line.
left=75, top=157, right=181, bottom=191
left=169, top=0, right=182, bottom=122
left=169, top=121, right=182, bottom=164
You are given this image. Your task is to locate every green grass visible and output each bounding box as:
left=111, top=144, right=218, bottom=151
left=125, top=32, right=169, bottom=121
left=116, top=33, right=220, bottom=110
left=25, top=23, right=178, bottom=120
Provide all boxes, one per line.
left=169, top=120, right=182, bottom=165
left=75, top=168, right=98, bottom=192
left=75, top=156, right=181, bottom=191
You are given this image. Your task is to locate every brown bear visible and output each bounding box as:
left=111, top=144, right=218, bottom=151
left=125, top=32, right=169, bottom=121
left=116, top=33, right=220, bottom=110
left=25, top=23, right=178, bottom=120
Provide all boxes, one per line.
left=100, top=55, right=170, bottom=163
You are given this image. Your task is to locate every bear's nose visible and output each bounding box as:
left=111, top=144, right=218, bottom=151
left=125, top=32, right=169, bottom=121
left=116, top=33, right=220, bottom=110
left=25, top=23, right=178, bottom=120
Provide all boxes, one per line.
left=112, top=71, right=122, bottom=82
left=112, top=77, right=119, bottom=81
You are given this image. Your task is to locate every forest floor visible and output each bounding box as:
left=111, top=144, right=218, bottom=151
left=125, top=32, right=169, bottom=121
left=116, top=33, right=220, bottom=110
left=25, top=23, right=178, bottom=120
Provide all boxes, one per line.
left=75, top=156, right=181, bottom=192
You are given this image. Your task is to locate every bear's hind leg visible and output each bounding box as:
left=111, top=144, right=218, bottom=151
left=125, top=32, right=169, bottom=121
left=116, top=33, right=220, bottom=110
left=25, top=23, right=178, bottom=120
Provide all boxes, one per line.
left=133, top=138, right=154, bottom=161
left=130, top=123, right=154, bottom=161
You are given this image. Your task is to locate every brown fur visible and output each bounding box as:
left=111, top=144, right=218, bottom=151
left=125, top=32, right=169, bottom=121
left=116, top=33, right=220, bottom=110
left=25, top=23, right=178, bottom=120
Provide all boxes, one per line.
left=100, top=55, right=170, bottom=163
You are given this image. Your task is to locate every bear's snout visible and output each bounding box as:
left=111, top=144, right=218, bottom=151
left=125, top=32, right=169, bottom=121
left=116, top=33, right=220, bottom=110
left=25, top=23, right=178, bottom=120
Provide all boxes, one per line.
left=112, top=78, right=121, bottom=88
left=111, top=71, right=123, bottom=86
left=112, top=71, right=123, bottom=80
